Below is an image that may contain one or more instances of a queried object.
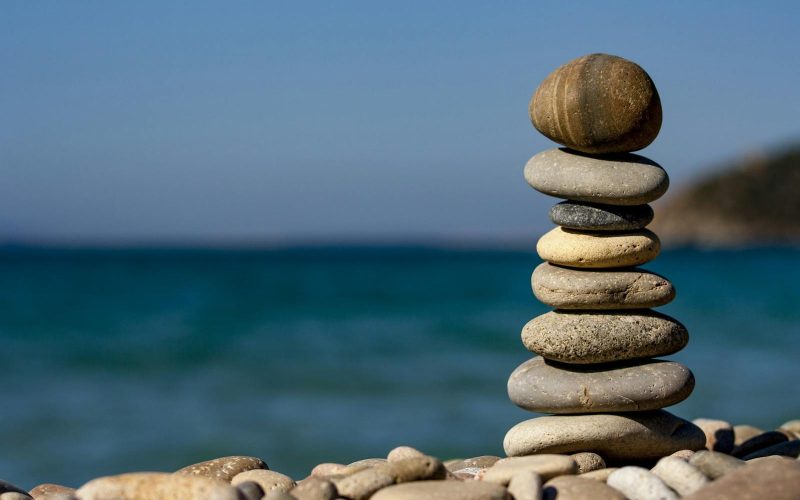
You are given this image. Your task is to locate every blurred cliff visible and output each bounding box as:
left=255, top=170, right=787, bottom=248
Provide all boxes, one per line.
left=653, top=143, right=800, bottom=247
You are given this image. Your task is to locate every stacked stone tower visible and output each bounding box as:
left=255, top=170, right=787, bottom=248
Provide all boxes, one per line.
left=504, top=54, right=705, bottom=462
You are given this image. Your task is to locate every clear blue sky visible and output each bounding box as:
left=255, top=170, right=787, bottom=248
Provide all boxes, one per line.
left=3, top=1, right=799, bottom=244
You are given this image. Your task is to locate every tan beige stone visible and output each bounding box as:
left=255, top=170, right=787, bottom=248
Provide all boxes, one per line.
left=537, top=227, right=660, bottom=268
left=76, top=472, right=239, bottom=500
left=231, top=470, right=295, bottom=494
left=482, top=455, right=577, bottom=485
left=371, top=481, right=510, bottom=500
left=175, top=456, right=267, bottom=482
left=543, top=475, right=625, bottom=500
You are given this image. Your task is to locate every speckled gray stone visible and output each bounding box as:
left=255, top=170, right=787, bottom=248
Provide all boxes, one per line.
left=504, top=411, right=705, bottom=460
left=521, top=310, right=689, bottom=364
left=550, top=201, right=654, bottom=231
left=532, top=263, right=675, bottom=310
left=524, top=149, right=669, bottom=205
left=508, top=357, right=694, bottom=413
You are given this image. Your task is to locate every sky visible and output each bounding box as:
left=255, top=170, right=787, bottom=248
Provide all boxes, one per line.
left=2, top=1, right=800, bottom=245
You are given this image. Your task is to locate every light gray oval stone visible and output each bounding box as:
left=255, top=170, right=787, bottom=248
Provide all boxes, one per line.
left=521, top=310, right=689, bottom=364
left=504, top=411, right=705, bottom=460
left=651, top=456, right=709, bottom=496
left=508, top=357, right=694, bottom=413
left=607, top=466, right=678, bottom=500
left=483, top=455, right=577, bottom=484
left=688, top=451, right=744, bottom=479
left=532, top=263, right=675, bottom=310
left=543, top=475, right=625, bottom=500
left=524, top=148, right=669, bottom=205
left=550, top=201, right=654, bottom=231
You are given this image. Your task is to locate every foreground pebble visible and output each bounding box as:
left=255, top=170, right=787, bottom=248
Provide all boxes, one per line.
left=651, top=456, right=709, bottom=496
left=507, top=471, right=542, bottom=500
left=688, top=451, right=744, bottom=479
left=371, top=481, right=511, bottom=500
left=76, top=472, right=240, bottom=500
left=174, top=455, right=267, bottom=482
left=607, top=466, right=677, bottom=500
left=482, top=455, right=577, bottom=484
left=569, top=453, right=605, bottom=474
left=544, top=475, right=624, bottom=500
left=231, top=470, right=294, bottom=494
left=684, top=457, right=800, bottom=500
left=536, top=227, right=661, bottom=268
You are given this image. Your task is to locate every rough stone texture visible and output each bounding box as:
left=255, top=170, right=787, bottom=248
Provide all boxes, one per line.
left=651, top=456, right=709, bottom=496
left=688, top=451, right=745, bottom=479
left=235, top=481, right=265, bottom=500
left=683, top=457, right=800, bottom=500
left=537, top=227, right=660, bottom=268
left=743, top=439, right=800, bottom=460
left=175, top=456, right=267, bottom=482
left=543, top=475, right=625, bottom=500
left=732, top=431, right=790, bottom=458
left=607, top=467, right=678, bottom=500
left=445, top=456, right=500, bottom=472
left=507, top=471, right=542, bottom=500
left=669, top=449, right=696, bottom=461
left=333, top=467, right=394, bottom=500
left=733, top=425, right=764, bottom=445
left=525, top=149, right=669, bottom=206
left=75, top=473, right=240, bottom=500
left=381, top=456, right=446, bottom=482
left=521, top=310, right=689, bottom=364
left=508, top=357, right=694, bottom=413
left=289, top=477, right=337, bottom=500
left=693, top=418, right=735, bottom=453
left=29, top=485, right=74, bottom=499
left=530, top=53, right=662, bottom=154
left=532, top=263, right=674, bottom=310
left=371, top=481, right=511, bottom=500
left=231, top=470, right=295, bottom=494
left=504, top=411, right=705, bottom=460
left=386, top=446, right=425, bottom=462
left=482, top=455, right=577, bottom=485
left=550, top=201, right=654, bottom=231
left=569, top=453, right=606, bottom=474
left=579, top=468, right=618, bottom=482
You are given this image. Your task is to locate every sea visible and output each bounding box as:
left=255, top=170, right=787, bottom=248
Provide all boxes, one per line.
left=1, top=246, right=798, bottom=489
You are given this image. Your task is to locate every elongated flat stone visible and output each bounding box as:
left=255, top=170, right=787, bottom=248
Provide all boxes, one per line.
left=508, top=357, right=694, bottom=413
left=504, top=411, right=705, bottom=460
left=371, top=481, right=511, bottom=500
left=76, top=473, right=240, bottom=500
left=550, top=201, right=654, bottom=231
left=521, top=310, right=689, bottom=364
left=537, top=227, right=660, bottom=268
left=532, top=263, right=674, bottom=309
left=524, top=149, right=669, bottom=206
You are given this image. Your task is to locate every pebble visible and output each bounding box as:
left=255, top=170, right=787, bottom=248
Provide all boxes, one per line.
left=508, top=357, right=694, bottom=413
left=34, top=495, right=76, bottom=500
left=579, top=468, right=618, bottom=482
left=521, top=310, right=689, bottom=364
left=75, top=472, right=240, bottom=500
left=370, top=481, right=511, bottom=500
left=779, top=419, right=800, bottom=438
left=29, top=485, right=74, bottom=499
left=333, top=467, right=394, bottom=500
left=231, top=470, right=295, bottom=494
left=504, top=411, right=705, bottom=460
left=2, top=494, right=32, bottom=500
left=482, top=455, right=577, bottom=484
left=683, top=457, right=800, bottom=500
left=688, top=451, right=744, bottom=479
left=733, top=424, right=764, bottom=445
left=445, top=456, right=501, bottom=472
left=651, top=456, right=709, bottom=496
left=731, top=430, right=790, bottom=458
left=0, top=483, right=27, bottom=497
left=536, top=227, right=661, bottom=268
left=348, top=458, right=387, bottom=468
left=693, top=418, right=735, bottom=453
left=386, top=446, right=425, bottom=462
left=382, top=456, right=446, bottom=482
left=525, top=149, right=669, bottom=206
left=543, top=475, right=625, bottom=500
left=569, top=453, right=606, bottom=474
left=607, top=466, right=678, bottom=500
left=550, top=201, right=654, bottom=231
left=669, top=449, right=695, bottom=461
left=310, top=463, right=348, bottom=477
left=289, top=477, right=337, bottom=500
left=529, top=53, right=662, bottom=154
left=532, top=263, right=674, bottom=310
left=174, top=455, right=267, bottom=482
left=507, top=471, right=542, bottom=500
left=743, top=439, right=800, bottom=460
left=234, top=481, right=265, bottom=500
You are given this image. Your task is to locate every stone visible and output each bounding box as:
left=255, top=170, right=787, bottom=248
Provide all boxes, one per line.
left=529, top=53, right=662, bottom=154
left=482, top=455, right=577, bottom=485
left=508, top=357, right=694, bottom=413
left=2, top=494, right=32, bottom=500
left=607, top=467, right=677, bottom=500
left=333, top=467, right=394, bottom=500
left=669, top=449, right=695, bottom=461
left=688, top=451, right=744, bottom=479
left=504, top=411, right=705, bottom=460
left=0, top=483, right=27, bottom=496
left=651, top=456, right=709, bottom=496
left=387, top=446, right=425, bottom=462
left=29, top=485, right=74, bottom=499
left=445, top=456, right=501, bottom=472
left=310, top=463, right=347, bottom=477
left=532, top=263, right=674, bottom=310
left=175, top=455, right=267, bottom=482
left=733, top=425, right=764, bottom=445
left=231, top=470, right=295, bottom=494
left=348, top=458, right=387, bottom=468
left=579, top=468, right=618, bottom=482
left=543, top=476, right=625, bottom=500
left=743, top=439, right=800, bottom=460
left=524, top=149, right=668, bottom=206
left=75, top=472, right=240, bottom=500
left=382, top=456, right=446, bottom=482
left=550, top=201, right=654, bottom=231
left=683, top=457, right=800, bottom=500
left=235, top=481, right=265, bottom=500
left=779, top=419, right=800, bottom=438
left=521, top=310, right=689, bottom=364
left=263, top=493, right=295, bottom=500
left=507, top=471, right=542, bottom=500
left=693, top=418, right=735, bottom=453
left=370, top=481, right=511, bottom=500
left=731, top=431, right=790, bottom=458
left=536, top=227, right=660, bottom=268
left=289, top=477, right=337, bottom=500
left=569, top=453, right=606, bottom=474
left=31, top=495, right=76, bottom=500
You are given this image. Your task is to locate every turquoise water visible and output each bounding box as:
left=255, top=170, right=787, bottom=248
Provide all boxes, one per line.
left=1, top=247, right=799, bottom=489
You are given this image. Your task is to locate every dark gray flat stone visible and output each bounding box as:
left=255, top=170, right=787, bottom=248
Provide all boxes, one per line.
left=550, top=201, right=654, bottom=231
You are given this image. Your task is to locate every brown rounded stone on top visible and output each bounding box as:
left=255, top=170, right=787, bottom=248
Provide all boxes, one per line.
left=175, top=456, right=267, bottom=482
left=530, top=53, right=662, bottom=154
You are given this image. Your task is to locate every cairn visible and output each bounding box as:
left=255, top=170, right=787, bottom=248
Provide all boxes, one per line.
left=504, top=54, right=706, bottom=462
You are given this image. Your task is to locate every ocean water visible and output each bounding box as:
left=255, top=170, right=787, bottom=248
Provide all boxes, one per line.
left=1, top=246, right=799, bottom=489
